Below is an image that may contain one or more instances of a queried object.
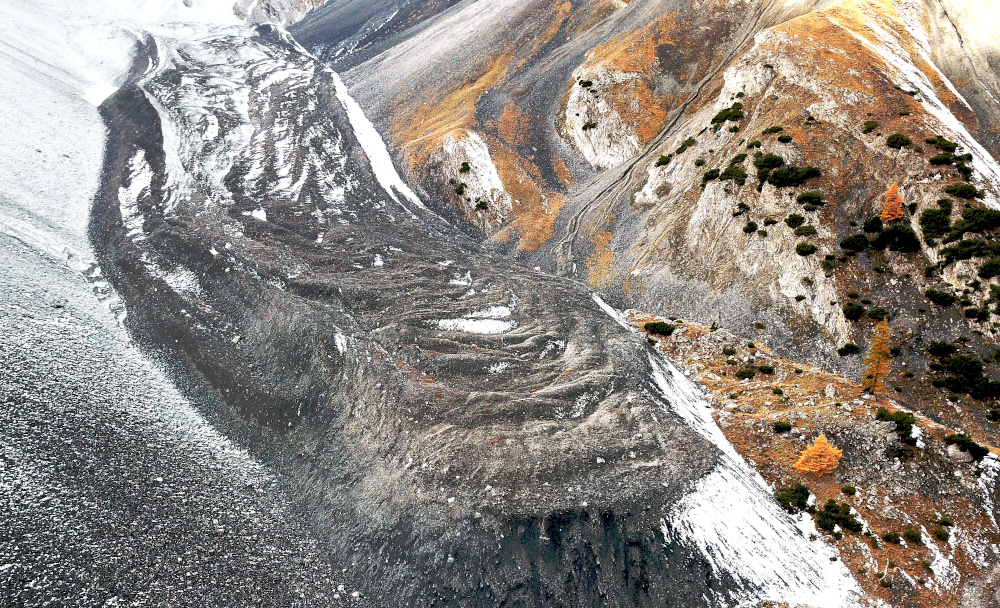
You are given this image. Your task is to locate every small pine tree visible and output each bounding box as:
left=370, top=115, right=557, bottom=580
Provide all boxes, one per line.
left=881, top=184, right=905, bottom=223
left=863, top=318, right=893, bottom=394
left=793, top=435, right=843, bottom=476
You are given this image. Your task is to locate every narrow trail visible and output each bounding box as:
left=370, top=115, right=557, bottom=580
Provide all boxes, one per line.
left=551, top=0, right=798, bottom=278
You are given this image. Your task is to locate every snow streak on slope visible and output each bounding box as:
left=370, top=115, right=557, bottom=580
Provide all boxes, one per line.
left=331, top=73, right=426, bottom=212
left=649, top=355, right=862, bottom=608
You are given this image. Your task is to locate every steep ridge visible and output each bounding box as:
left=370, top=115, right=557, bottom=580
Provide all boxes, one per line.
left=88, top=18, right=866, bottom=608
left=294, top=0, right=838, bottom=252
left=0, top=0, right=354, bottom=605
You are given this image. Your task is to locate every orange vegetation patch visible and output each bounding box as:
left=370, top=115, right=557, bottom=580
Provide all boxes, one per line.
left=497, top=100, right=532, bottom=146
left=391, top=54, right=513, bottom=168
left=578, top=13, right=678, bottom=145
left=490, top=139, right=566, bottom=251
left=552, top=156, right=574, bottom=187
left=586, top=229, right=616, bottom=288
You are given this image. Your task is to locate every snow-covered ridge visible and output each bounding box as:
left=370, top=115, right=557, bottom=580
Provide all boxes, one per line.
left=649, top=354, right=863, bottom=608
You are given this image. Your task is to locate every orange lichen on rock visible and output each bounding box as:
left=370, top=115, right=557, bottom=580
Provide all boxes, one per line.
left=793, top=434, right=843, bottom=476
left=881, top=184, right=905, bottom=222
left=552, top=156, right=574, bottom=187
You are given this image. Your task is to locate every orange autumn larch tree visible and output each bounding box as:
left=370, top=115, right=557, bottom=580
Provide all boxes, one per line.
left=793, top=434, right=843, bottom=476
left=881, top=184, right=905, bottom=223
left=863, top=318, right=893, bottom=394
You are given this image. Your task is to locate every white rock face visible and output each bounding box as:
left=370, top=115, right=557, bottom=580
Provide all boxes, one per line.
left=434, top=130, right=513, bottom=229
left=565, top=66, right=643, bottom=170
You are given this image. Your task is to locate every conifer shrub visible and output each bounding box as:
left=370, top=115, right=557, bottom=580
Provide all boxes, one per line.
left=777, top=134, right=793, bottom=143
left=979, top=258, right=1000, bottom=279
left=840, top=234, right=869, bottom=252
left=945, top=183, right=983, bottom=199
left=870, top=224, right=920, bottom=252
left=903, top=530, right=923, bottom=545
left=773, top=421, right=793, bottom=433
left=944, top=433, right=989, bottom=461
left=886, top=133, right=912, bottom=149
left=796, top=242, right=817, bottom=256
left=768, top=166, right=821, bottom=187
left=843, top=302, right=865, bottom=320
left=712, top=102, right=745, bottom=124
left=862, top=120, right=878, bottom=133
left=785, top=214, right=805, bottom=229
left=795, top=225, right=818, bottom=236
left=925, top=289, right=956, bottom=306
left=655, top=155, right=672, bottom=166
left=644, top=321, right=676, bottom=336
left=920, top=207, right=951, bottom=240
left=882, top=532, right=901, bottom=544
left=867, top=307, right=889, bottom=320
left=675, top=137, right=696, bottom=155
left=743, top=221, right=758, bottom=234
left=864, top=216, right=883, bottom=233
left=927, top=341, right=957, bottom=357
left=762, top=126, right=784, bottom=134
left=775, top=484, right=810, bottom=512
left=838, top=343, right=861, bottom=356
left=720, top=165, right=748, bottom=186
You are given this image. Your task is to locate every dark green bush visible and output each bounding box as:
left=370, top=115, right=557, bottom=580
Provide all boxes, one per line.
left=948, top=207, right=1000, bottom=239
left=795, top=225, right=818, bottom=236
left=941, top=239, right=990, bottom=263
left=870, top=224, right=920, bottom=252
left=754, top=153, right=785, bottom=183
left=773, top=421, right=793, bottom=433
left=882, top=532, right=901, bottom=544
left=730, top=153, right=748, bottom=165
left=459, top=161, right=471, bottom=173
left=929, top=153, right=954, bottom=166
left=840, top=234, right=869, bottom=251
left=843, top=302, right=865, bottom=320
left=723, top=346, right=737, bottom=356
left=695, top=158, right=706, bottom=166
left=775, top=483, right=810, bottom=512
left=862, top=120, right=878, bottom=134
left=864, top=216, right=884, bottom=233
left=796, top=192, right=824, bottom=206
left=867, top=307, right=889, bottom=320
left=877, top=407, right=917, bottom=445
left=932, top=528, right=950, bottom=542
left=903, top=530, right=923, bottom=545
left=475, top=200, right=489, bottom=210
left=980, top=258, right=1000, bottom=279
left=581, top=121, right=598, bottom=131
left=675, top=137, right=696, bottom=155
left=886, top=133, right=912, bottom=149
left=733, top=202, right=750, bottom=216
left=758, top=365, right=775, bottom=374
left=579, top=79, right=593, bottom=88
left=455, top=183, right=467, bottom=195
left=777, top=134, right=793, bottom=143
left=944, top=433, right=989, bottom=461
left=945, top=183, right=983, bottom=199
left=785, top=214, right=806, bottom=229
left=763, top=218, right=778, bottom=226
left=645, top=321, right=676, bottom=336
left=768, top=166, right=821, bottom=187
left=927, top=341, right=957, bottom=357
left=703, top=168, right=720, bottom=182
left=720, top=165, right=748, bottom=186
left=747, top=140, right=762, bottom=149
left=926, top=135, right=958, bottom=153
left=743, top=221, right=759, bottom=234
left=842, top=485, right=857, bottom=496
left=762, top=126, right=784, bottom=134
left=818, top=500, right=863, bottom=534
left=937, top=517, right=954, bottom=527
left=796, top=242, right=818, bottom=256
left=838, top=343, right=861, bottom=356
left=712, top=102, right=745, bottom=124
left=920, top=207, right=951, bottom=240
left=925, top=289, right=957, bottom=306
left=655, top=154, right=672, bottom=167
left=735, top=367, right=757, bottom=379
